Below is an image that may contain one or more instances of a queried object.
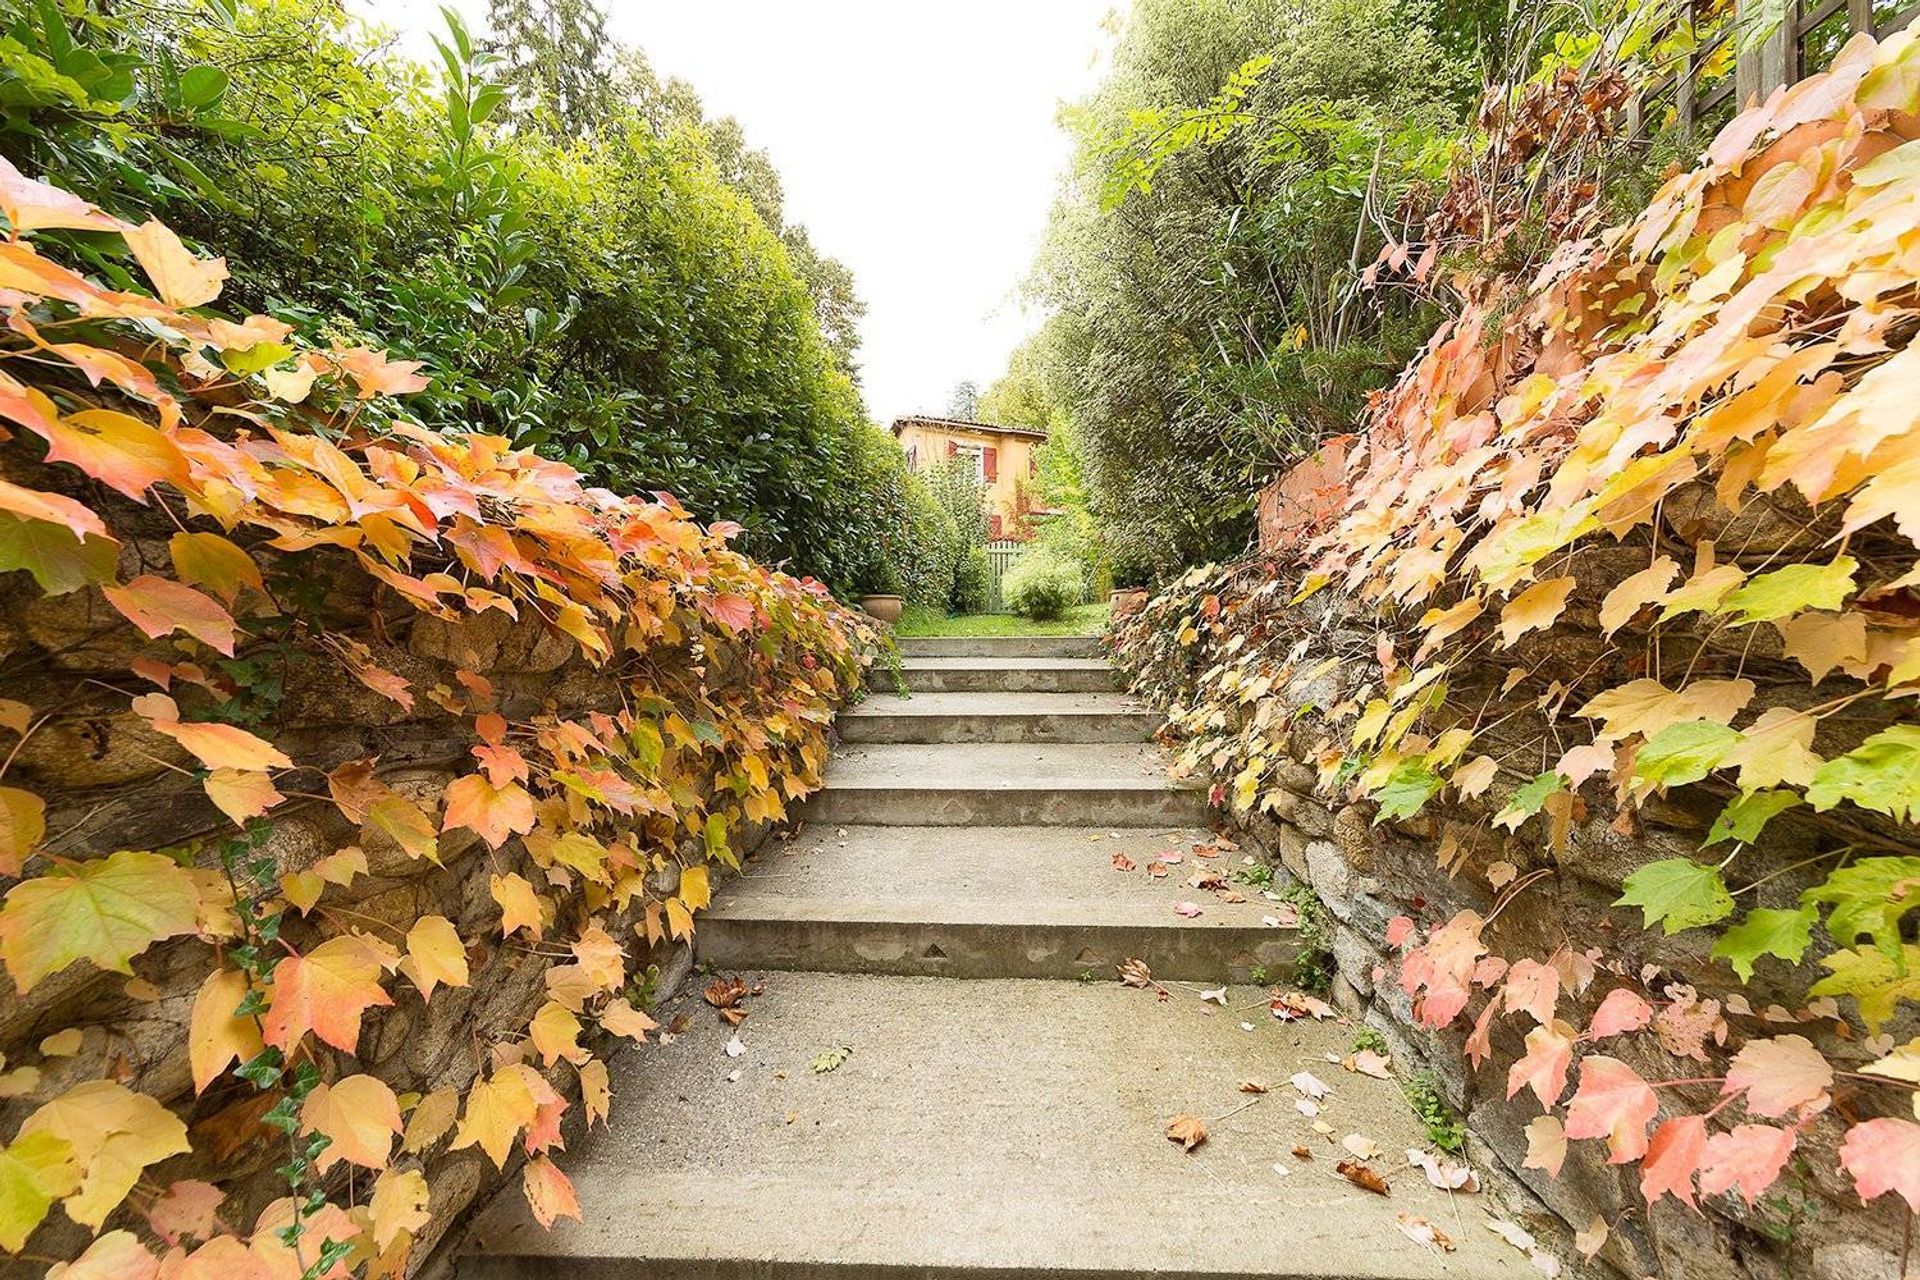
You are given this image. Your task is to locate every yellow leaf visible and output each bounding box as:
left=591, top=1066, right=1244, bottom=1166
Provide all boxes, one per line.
left=0, top=1131, right=80, bottom=1250
left=18, top=1080, right=188, bottom=1228
left=580, top=1059, right=610, bottom=1128
left=0, top=785, right=45, bottom=878
left=37, top=1028, right=81, bottom=1057
left=280, top=870, right=324, bottom=914
left=664, top=896, right=694, bottom=941
left=598, top=998, right=658, bottom=1042
left=402, top=1088, right=460, bottom=1154
left=300, top=1074, right=401, bottom=1172
left=123, top=218, right=227, bottom=307
left=204, top=768, right=284, bottom=825
left=0, top=850, right=200, bottom=992
left=678, top=864, right=711, bottom=911
left=369, top=1168, right=430, bottom=1252
left=365, top=794, right=440, bottom=864
left=131, top=693, right=291, bottom=772
left=189, top=968, right=263, bottom=1094
left=167, top=531, right=262, bottom=605
left=453, top=1063, right=558, bottom=1169
left=401, top=915, right=469, bottom=1000
left=528, top=1001, right=588, bottom=1067
left=1498, top=577, right=1576, bottom=648
left=490, top=873, right=545, bottom=938
left=1599, top=556, right=1678, bottom=635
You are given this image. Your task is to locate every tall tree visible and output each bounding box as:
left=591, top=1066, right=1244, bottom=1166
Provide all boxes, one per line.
left=487, top=0, right=612, bottom=137
left=948, top=380, right=980, bottom=420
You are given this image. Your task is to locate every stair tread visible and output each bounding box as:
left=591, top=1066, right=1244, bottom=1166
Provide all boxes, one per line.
left=459, top=973, right=1531, bottom=1280
left=711, top=825, right=1287, bottom=931
left=901, top=655, right=1112, bottom=670
left=820, top=742, right=1197, bottom=791
left=843, top=690, right=1150, bottom=717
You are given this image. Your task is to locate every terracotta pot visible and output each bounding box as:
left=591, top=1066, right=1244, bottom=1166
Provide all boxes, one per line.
left=860, top=594, right=904, bottom=624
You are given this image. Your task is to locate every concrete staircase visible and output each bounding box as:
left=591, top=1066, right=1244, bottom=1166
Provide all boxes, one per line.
left=458, top=635, right=1535, bottom=1280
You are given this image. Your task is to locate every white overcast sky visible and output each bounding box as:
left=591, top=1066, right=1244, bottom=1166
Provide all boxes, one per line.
left=352, top=1, right=1122, bottom=426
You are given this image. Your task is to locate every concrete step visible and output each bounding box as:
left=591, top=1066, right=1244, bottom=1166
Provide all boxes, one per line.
left=796, top=742, right=1208, bottom=827
left=839, top=691, right=1158, bottom=744
left=458, top=973, right=1535, bottom=1280
left=700, top=825, right=1296, bottom=981
left=899, top=634, right=1102, bottom=659
left=901, top=655, right=1123, bottom=693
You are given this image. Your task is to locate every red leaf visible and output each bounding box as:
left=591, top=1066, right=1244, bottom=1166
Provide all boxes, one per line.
left=1640, top=1115, right=1707, bottom=1208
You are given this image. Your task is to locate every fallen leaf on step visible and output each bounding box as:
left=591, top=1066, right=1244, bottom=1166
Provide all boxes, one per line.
left=1291, top=1144, right=1313, bottom=1159
left=1146, top=861, right=1169, bottom=878
left=810, top=1045, right=852, bottom=1074
left=1111, top=851, right=1136, bottom=872
left=719, top=1006, right=748, bottom=1026
left=1296, top=1097, right=1320, bottom=1116
left=1312, top=1119, right=1335, bottom=1136
left=1193, top=842, right=1221, bottom=859
left=1117, top=958, right=1154, bottom=988
left=1199, top=986, right=1228, bottom=1005
left=1290, top=1071, right=1333, bottom=1100
left=1187, top=866, right=1225, bottom=890
left=1407, top=1148, right=1479, bottom=1191
left=1238, top=1078, right=1269, bottom=1093
left=1343, top=1133, right=1381, bottom=1160
left=1218, top=890, right=1247, bottom=903
left=703, top=975, right=747, bottom=1012
left=1271, top=1162, right=1291, bottom=1178
left=1158, top=850, right=1184, bottom=864
left=1396, top=1214, right=1455, bottom=1251
left=1173, top=901, right=1203, bottom=918
left=725, top=1034, right=745, bottom=1058
left=1337, top=1160, right=1390, bottom=1194
left=1345, top=1049, right=1393, bottom=1078
left=1271, top=991, right=1336, bottom=1021
left=1164, top=1113, right=1208, bottom=1152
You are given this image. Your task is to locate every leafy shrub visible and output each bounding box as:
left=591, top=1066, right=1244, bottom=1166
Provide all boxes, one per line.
left=1002, top=551, right=1083, bottom=620
left=895, top=477, right=962, bottom=607
left=951, top=546, right=993, bottom=614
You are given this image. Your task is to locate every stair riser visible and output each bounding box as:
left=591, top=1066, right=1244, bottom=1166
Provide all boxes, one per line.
left=797, top=787, right=1208, bottom=827
left=902, top=667, right=1123, bottom=693
left=461, top=1261, right=1310, bottom=1280
left=699, top=916, right=1298, bottom=982
left=900, top=636, right=1102, bottom=659
left=838, top=712, right=1157, bottom=744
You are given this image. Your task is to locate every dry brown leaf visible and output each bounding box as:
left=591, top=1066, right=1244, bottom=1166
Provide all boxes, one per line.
left=1336, top=1159, right=1390, bottom=1194
left=703, top=974, right=748, bottom=1010
left=1117, top=958, right=1153, bottom=988
left=1291, top=1144, right=1313, bottom=1160
left=1164, top=1113, right=1208, bottom=1152
left=1238, top=1078, right=1270, bottom=1093
left=1110, top=851, right=1136, bottom=872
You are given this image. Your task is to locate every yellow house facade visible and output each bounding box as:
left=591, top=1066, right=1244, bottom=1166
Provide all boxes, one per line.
left=890, top=415, right=1046, bottom=540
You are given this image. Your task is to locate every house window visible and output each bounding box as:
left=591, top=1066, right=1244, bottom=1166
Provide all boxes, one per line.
left=951, top=444, right=984, bottom=479
left=905, top=444, right=918, bottom=470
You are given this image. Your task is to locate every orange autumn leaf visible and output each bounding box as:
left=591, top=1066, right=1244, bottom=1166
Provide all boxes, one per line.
left=490, top=872, right=545, bottom=939
left=441, top=774, right=536, bottom=850
left=1563, top=1055, right=1658, bottom=1163
left=260, top=936, right=393, bottom=1054
left=521, top=1154, right=582, bottom=1229
left=203, top=768, right=285, bottom=825
left=132, top=693, right=292, bottom=772
left=0, top=476, right=110, bottom=540
left=453, top=1063, right=559, bottom=1169
left=0, top=784, right=46, bottom=877
left=104, top=576, right=238, bottom=656
left=34, top=409, right=189, bottom=502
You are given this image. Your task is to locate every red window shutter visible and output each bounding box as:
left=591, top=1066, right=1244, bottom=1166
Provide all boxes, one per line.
left=983, top=447, right=998, bottom=481
left=946, top=440, right=958, bottom=457
left=988, top=514, right=1003, bottom=538
left=1029, top=453, right=1038, bottom=477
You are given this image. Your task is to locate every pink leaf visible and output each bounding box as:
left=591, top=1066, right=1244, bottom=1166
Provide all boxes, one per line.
left=1698, top=1123, right=1796, bottom=1205
left=1563, top=1055, right=1658, bottom=1163
left=1588, top=988, right=1654, bottom=1039
left=1504, top=958, right=1560, bottom=1024
left=1839, top=1117, right=1920, bottom=1213
left=1506, top=1021, right=1575, bottom=1109
left=1721, top=1035, right=1832, bottom=1118
left=1640, top=1115, right=1707, bottom=1208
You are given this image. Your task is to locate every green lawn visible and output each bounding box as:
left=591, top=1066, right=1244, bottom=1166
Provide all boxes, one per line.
left=896, top=602, right=1112, bottom=637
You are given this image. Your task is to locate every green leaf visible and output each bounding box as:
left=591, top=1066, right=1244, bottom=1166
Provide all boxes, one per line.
left=1711, top=906, right=1816, bottom=981
left=1715, top=555, right=1856, bottom=625
left=809, top=1044, right=852, bottom=1074
left=704, top=812, right=736, bottom=870
left=177, top=64, right=229, bottom=109
left=0, top=514, right=118, bottom=595
left=1802, top=857, right=1920, bottom=961
left=1493, top=771, right=1565, bottom=830
left=1371, top=761, right=1442, bottom=823
left=1704, top=789, right=1801, bottom=847
left=1615, top=858, right=1734, bottom=934
left=1633, top=720, right=1741, bottom=790
left=1809, top=944, right=1920, bottom=1034
left=1807, top=726, right=1920, bottom=821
